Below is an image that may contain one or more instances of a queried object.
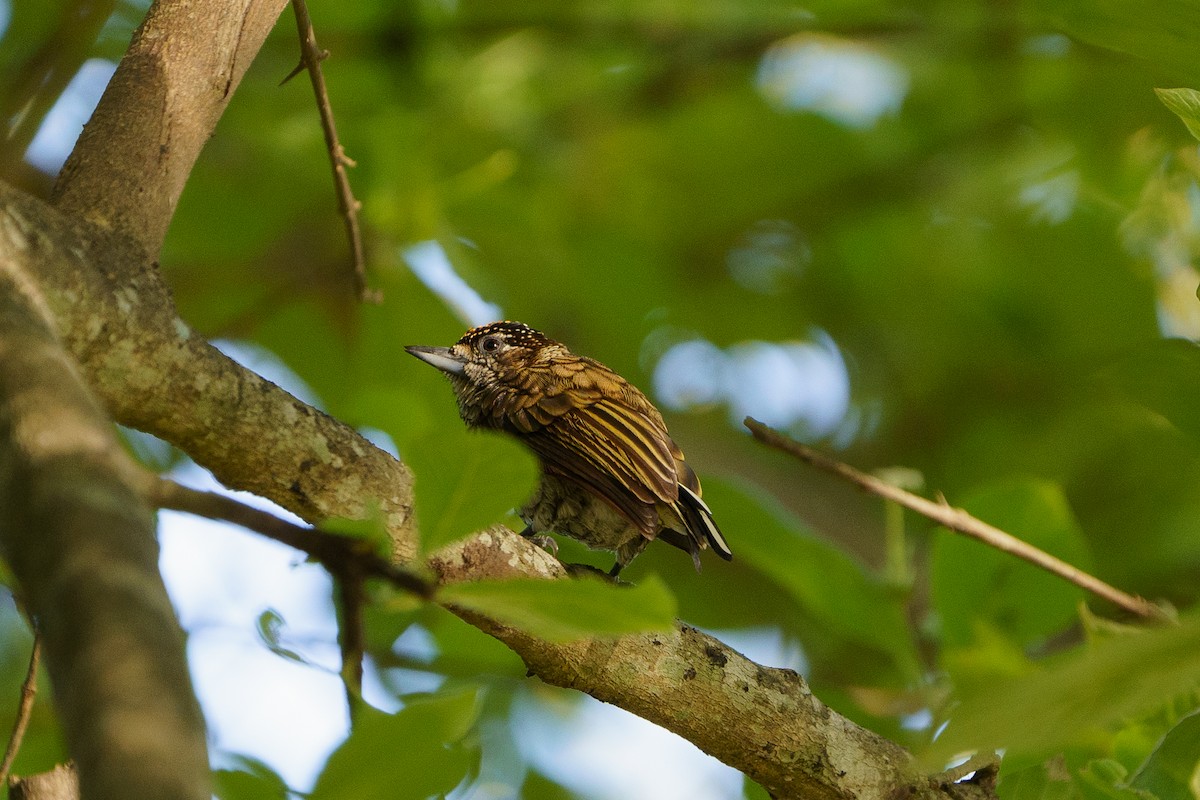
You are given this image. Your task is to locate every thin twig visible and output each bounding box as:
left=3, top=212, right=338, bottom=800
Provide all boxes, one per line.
left=744, top=417, right=1167, bottom=621
left=0, top=630, right=42, bottom=785
left=287, top=0, right=379, bottom=304
left=149, top=478, right=432, bottom=599
left=335, top=572, right=366, bottom=723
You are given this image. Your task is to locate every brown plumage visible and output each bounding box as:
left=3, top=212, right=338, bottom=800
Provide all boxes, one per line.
left=406, top=321, right=732, bottom=576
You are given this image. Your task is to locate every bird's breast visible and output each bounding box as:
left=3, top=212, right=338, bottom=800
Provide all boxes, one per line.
left=520, top=475, right=646, bottom=551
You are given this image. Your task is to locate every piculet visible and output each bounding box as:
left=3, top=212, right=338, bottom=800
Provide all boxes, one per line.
left=406, top=321, right=732, bottom=576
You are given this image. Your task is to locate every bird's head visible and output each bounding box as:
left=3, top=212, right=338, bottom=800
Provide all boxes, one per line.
left=406, top=321, right=559, bottom=423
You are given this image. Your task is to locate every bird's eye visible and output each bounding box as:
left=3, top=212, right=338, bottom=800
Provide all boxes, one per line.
left=481, top=336, right=501, bottom=352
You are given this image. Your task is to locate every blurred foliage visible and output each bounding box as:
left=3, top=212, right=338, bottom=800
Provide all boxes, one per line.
left=705, top=477, right=919, bottom=686
left=932, top=479, right=1090, bottom=651
left=930, top=615, right=1200, bottom=768
left=5, top=0, right=1200, bottom=797
left=1130, top=711, right=1200, bottom=799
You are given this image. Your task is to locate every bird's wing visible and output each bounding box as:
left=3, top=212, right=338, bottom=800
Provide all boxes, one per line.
left=487, top=351, right=593, bottom=433
left=522, top=416, right=661, bottom=534
left=501, top=354, right=733, bottom=562
left=502, top=357, right=681, bottom=534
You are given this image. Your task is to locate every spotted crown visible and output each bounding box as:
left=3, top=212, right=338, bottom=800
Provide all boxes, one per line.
left=457, top=321, right=553, bottom=350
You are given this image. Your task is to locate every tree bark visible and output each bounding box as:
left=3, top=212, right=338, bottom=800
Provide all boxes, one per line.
left=0, top=213, right=208, bottom=800
left=428, top=527, right=996, bottom=800
left=53, top=0, right=291, bottom=261
left=8, top=763, right=80, bottom=800
left=0, top=181, right=417, bottom=561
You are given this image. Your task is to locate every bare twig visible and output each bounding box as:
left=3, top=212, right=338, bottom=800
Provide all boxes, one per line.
left=335, top=572, right=366, bottom=722
left=288, top=0, right=378, bottom=303
left=149, top=478, right=432, bottom=598
left=744, top=417, right=1167, bottom=621
left=0, top=631, right=41, bottom=786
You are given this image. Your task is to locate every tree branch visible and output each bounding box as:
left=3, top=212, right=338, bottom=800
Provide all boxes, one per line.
left=428, top=527, right=986, bottom=800
left=335, top=573, right=367, bottom=721
left=7, top=763, right=79, bottom=800
left=39, top=0, right=416, bottom=554
left=287, top=0, right=377, bottom=303
left=0, top=181, right=419, bottom=562
left=0, top=217, right=209, bottom=800
left=149, top=478, right=432, bottom=598
left=52, top=0, right=291, bottom=260
left=149, top=479, right=433, bottom=721
left=155, top=474, right=979, bottom=797
left=744, top=417, right=1166, bottom=621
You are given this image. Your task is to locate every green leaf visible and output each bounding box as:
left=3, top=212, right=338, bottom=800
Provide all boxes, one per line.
left=939, top=622, right=1035, bottom=696
left=438, top=574, right=677, bottom=642
left=1075, top=760, right=1152, bottom=800
left=1130, top=711, right=1200, bottom=799
left=1155, top=88, right=1200, bottom=141
left=932, top=479, right=1090, bottom=650
left=743, top=776, right=775, bottom=800
left=521, top=769, right=579, bottom=800
left=213, top=755, right=290, bottom=800
left=702, top=478, right=920, bottom=680
left=310, top=687, right=482, bottom=800
left=403, top=424, right=538, bottom=554
left=254, top=608, right=309, bottom=666
left=997, top=762, right=1076, bottom=800
left=1103, top=340, right=1200, bottom=443
left=926, top=615, right=1200, bottom=766
left=380, top=605, right=527, bottom=679
left=1112, top=720, right=1171, bottom=780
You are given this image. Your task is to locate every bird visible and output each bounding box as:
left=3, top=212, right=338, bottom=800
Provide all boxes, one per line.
left=406, top=321, right=732, bottom=577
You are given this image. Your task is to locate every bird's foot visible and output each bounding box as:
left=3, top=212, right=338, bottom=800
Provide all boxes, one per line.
left=519, top=526, right=559, bottom=556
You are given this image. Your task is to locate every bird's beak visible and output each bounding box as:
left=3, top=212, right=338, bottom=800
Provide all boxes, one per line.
left=405, top=345, right=467, bottom=375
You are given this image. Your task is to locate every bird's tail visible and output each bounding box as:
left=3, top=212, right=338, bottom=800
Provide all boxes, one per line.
left=676, top=484, right=733, bottom=562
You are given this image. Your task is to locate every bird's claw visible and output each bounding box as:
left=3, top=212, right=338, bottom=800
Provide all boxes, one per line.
left=522, top=531, right=559, bottom=556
